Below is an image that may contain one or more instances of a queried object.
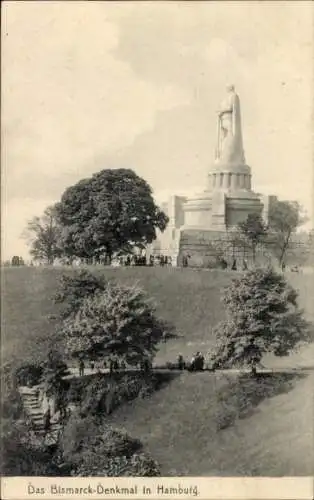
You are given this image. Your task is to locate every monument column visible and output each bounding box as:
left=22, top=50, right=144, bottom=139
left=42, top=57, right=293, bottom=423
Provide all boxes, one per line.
left=223, top=173, right=229, bottom=189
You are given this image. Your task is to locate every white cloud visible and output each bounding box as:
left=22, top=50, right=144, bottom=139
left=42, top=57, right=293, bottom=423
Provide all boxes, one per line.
left=2, top=2, right=188, bottom=188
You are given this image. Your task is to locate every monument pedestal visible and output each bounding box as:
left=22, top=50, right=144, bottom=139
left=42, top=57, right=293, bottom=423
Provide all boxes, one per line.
left=154, top=86, right=267, bottom=267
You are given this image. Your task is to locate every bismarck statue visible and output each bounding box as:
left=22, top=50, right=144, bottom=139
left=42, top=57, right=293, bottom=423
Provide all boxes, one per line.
left=152, top=82, right=270, bottom=266
left=182, top=83, right=263, bottom=235
left=215, top=84, right=245, bottom=166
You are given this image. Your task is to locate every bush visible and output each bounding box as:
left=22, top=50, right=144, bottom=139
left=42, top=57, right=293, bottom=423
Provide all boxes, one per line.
left=78, top=373, right=158, bottom=416
left=41, top=349, right=70, bottom=398
left=14, top=363, right=43, bottom=387
left=75, top=453, right=160, bottom=477
left=61, top=414, right=143, bottom=471
left=1, top=365, right=23, bottom=420
left=1, top=420, right=61, bottom=476
left=53, top=269, right=107, bottom=320
left=61, top=281, right=172, bottom=366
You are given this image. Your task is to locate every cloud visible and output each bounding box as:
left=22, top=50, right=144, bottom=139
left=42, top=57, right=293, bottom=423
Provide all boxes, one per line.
left=2, top=2, right=188, bottom=202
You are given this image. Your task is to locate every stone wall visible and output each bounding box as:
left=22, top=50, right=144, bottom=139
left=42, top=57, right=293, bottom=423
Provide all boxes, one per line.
left=177, top=229, right=312, bottom=268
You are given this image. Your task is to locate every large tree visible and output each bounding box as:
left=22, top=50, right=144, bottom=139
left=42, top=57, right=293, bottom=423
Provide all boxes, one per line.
left=61, top=282, right=171, bottom=366
left=210, top=267, right=311, bottom=374
left=238, top=213, right=268, bottom=264
left=268, top=200, right=307, bottom=266
left=23, top=205, right=62, bottom=264
left=56, top=169, right=168, bottom=262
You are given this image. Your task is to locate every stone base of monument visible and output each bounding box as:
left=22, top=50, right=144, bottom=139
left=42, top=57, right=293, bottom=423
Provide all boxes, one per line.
left=177, top=228, right=271, bottom=268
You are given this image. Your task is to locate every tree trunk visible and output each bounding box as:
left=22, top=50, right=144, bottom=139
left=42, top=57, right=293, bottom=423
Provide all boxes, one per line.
left=252, top=245, right=256, bottom=264
left=279, top=231, right=291, bottom=267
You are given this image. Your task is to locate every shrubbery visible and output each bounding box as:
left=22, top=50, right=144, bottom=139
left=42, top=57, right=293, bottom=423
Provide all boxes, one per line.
left=14, top=363, right=43, bottom=387
left=75, top=453, right=161, bottom=477
left=66, top=373, right=161, bottom=416
left=53, top=270, right=108, bottom=320
left=60, top=414, right=160, bottom=476
left=61, top=278, right=172, bottom=366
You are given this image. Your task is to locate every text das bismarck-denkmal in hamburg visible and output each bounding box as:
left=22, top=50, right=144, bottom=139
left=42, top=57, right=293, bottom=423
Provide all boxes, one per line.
left=27, top=483, right=200, bottom=497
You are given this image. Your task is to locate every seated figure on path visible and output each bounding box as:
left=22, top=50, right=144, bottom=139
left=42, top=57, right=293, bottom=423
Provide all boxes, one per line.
left=190, top=352, right=205, bottom=371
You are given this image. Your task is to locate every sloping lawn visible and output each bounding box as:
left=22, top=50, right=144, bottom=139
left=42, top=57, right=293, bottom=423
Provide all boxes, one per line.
left=106, top=370, right=314, bottom=476
left=3, top=266, right=312, bottom=367
left=2, top=266, right=233, bottom=366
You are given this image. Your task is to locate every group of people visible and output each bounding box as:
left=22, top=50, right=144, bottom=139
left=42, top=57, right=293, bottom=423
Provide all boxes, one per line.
left=112, top=254, right=173, bottom=267
left=78, top=356, right=153, bottom=376
left=177, top=352, right=206, bottom=371
left=79, top=357, right=122, bottom=376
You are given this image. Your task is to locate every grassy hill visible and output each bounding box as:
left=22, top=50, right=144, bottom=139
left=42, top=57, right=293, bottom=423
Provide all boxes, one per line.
left=2, top=266, right=313, bottom=368
left=2, top=266, right=233, bottom=366
left=2, top=265, right=313, bottom=476
left=106, top=370, right=314, bottom=476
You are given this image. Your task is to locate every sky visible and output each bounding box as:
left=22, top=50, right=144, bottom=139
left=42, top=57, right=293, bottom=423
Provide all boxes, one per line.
left=2, top=1, right=314, bottom=260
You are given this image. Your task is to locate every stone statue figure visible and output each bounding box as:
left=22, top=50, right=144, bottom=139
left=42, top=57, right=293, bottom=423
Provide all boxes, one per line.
left=215, top=84, right=245, bottom=165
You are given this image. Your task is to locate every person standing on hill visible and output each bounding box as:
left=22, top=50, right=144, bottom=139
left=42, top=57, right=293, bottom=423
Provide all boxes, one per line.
left=177, top=354, right=185, bottom=370
left=79, top=358, right=85, bottom=377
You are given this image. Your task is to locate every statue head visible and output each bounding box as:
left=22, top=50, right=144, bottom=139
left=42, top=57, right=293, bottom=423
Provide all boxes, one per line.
left=226, top=84, right=235, bottom=93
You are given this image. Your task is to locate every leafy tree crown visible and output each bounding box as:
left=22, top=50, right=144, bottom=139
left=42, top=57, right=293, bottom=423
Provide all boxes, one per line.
left=61, top=281, right=171, bottom=365
left=211, top=267, right=311, bottom=368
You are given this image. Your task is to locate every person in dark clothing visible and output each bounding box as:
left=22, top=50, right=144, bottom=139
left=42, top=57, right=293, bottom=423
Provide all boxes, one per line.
left=79, top=359, right=85, bottom=377
left=90, top=360, right=95, bottom=371
left=177, top=354, right=185, bottom=370
left=221, top=258, right=228, bottom=269
left=281, top=261, right=286, bottom=272
left=141, top=358, right=151, bottom=374
left=191, top=352, right=204, bottom=371
left=231, top=258, right=237, bottom=271
left=242, top=259, right=248, bottom=271
left=195, top=352, right=204, bottom=371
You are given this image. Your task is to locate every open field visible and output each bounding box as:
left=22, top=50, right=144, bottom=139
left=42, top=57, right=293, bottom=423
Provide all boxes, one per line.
left=2, top=266, right=314, bottom=368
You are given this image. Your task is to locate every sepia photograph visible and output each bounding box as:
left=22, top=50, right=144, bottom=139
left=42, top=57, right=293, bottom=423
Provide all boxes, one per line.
left=1, top=0, right=314, bottom=496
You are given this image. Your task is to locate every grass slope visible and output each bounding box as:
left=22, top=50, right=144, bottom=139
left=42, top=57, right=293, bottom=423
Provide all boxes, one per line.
left=2, top=267, right=233, bottom=366
left=107, top=370, right=314, bottom=476
left=2, top=266, right=313, bottom=367
left=2, top=266, right=313, bottom=476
